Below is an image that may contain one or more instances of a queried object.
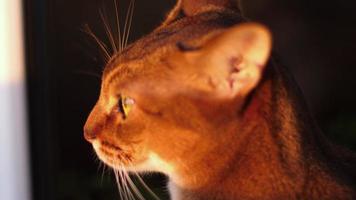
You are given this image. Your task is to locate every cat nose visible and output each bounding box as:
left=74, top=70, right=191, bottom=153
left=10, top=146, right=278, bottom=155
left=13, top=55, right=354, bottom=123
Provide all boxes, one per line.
left=84, top=103, right=104, bottom=142
left=84, top=127, right=97, bottom=142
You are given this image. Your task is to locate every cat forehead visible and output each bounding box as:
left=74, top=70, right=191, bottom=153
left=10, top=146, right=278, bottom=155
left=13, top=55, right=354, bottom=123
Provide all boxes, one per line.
left=101, top=10, right=244, bottom=90
left=102, top=57, right=172, bottom=94
left=103, top=10, right=243, bottom=73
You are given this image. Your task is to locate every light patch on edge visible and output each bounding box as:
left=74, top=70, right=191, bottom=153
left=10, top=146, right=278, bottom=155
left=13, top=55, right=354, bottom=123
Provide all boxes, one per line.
left=92, top=140, right=118, bottom=169
left=92, top=140, right=100, bottom=151
left=132, top=151, right=176, bottom=175
left=92, top=140, right=106, bottom=163
left=105, top=96, right=117, bottom=113
left=146, top=152, right=175, bottom=174
left=92, top=141, right=175, bottom=176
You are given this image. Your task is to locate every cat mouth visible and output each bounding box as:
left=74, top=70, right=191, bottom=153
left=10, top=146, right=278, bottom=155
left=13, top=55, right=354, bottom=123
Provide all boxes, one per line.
left=93, top=140, right=134, bottom=169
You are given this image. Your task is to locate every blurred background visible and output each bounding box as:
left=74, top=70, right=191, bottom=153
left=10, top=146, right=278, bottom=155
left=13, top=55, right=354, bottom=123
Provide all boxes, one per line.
left=1, top=0, right=355, bottom=199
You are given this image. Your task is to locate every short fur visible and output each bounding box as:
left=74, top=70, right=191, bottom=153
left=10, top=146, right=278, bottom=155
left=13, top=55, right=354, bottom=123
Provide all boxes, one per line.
left=84, top=0, right=356, bottom=199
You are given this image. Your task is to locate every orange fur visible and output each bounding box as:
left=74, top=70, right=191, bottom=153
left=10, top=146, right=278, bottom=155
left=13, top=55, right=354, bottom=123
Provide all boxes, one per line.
left=84, top=0, right=356, bottom=199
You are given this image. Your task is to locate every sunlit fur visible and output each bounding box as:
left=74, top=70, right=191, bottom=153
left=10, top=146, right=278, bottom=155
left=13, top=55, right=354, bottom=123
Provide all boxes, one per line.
left=84, top=0, right=356, bottom=199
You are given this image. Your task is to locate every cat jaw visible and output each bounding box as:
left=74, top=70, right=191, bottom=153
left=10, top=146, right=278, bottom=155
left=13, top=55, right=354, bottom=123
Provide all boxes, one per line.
left=93, top=139, right=175, bottom=174
left=135, top=152, right=176, bottom=175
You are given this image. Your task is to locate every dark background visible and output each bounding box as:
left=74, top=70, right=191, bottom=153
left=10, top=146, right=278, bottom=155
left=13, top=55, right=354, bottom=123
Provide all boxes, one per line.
left=24, top=0, right=356, bottom=199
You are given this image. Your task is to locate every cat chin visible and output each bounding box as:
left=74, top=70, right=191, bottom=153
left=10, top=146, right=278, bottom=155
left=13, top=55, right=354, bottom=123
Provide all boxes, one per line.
left=100, top=151, right=175, bottom=177
left=92, top=140, right=131, bottom=170
left=92, top=141, right=174, bottom=175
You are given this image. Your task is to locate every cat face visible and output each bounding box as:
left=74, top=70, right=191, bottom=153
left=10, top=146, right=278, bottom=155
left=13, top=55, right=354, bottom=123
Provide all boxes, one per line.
left=84, top=7, right=272, bottom=180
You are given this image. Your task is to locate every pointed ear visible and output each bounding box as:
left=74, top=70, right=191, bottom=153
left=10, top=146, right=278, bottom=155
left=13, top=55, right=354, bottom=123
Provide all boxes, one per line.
left=192, top=23, right=272, bottom=99
left=181, top=0, right=240, bottom=16
left=163, top=0, right=241, bottom=24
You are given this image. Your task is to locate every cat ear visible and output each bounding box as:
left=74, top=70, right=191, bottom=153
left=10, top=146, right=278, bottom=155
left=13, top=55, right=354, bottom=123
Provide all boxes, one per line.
left=164, top=0, right=240, bottom=24
left=181, top=0, right=240, bottom=16
left=191, top=23, right=272, bottom=99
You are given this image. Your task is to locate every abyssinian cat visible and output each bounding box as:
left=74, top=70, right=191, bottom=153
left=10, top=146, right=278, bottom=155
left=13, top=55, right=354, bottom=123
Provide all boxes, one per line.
left=84, top=0, right=356, bottom=199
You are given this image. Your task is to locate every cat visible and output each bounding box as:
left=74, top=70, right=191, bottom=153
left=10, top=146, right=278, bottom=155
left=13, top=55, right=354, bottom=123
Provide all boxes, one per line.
left=84, top=0, right=356, bottom=199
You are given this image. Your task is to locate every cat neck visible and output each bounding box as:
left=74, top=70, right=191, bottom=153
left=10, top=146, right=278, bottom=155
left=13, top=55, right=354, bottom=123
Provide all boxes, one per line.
left=168, top=61, right=355, bottom=200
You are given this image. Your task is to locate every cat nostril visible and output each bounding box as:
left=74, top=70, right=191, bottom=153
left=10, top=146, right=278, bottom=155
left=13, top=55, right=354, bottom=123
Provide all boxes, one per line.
left=84, top=129, right=96, bottom=142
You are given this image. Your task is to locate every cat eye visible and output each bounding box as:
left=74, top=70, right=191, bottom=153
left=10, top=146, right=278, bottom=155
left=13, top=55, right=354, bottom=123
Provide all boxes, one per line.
left=176, top=41, right=200, bottom=52
left=118, top=95, right=135, bottom=119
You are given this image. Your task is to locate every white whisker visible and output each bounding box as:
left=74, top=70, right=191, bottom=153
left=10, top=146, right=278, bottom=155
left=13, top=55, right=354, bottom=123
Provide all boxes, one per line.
left=122, top=166, right=146, bottom=200
left=100, top=163, right=107, bottom=185
left=114, top=0, right=122, bottom=53
left=122, top=0, right=135, bottom=49
left=82, top=24, right=111, bottom=62
left=99, top=10, right=117, bottom=53
left=119, top=168, right=129, bottom=200
left=114, top=169, right=125, bottom=200
left=133, top=171, right=160, bottom=200
left=127, top=175, right=137, bottom=200
left=121, top=2, right=129, bottom=50
left=124, top=0, right=135, bottom=48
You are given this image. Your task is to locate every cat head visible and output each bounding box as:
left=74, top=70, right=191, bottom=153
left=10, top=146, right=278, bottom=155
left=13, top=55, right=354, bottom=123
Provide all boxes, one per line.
left=84, top=0, right=271, bottom=185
